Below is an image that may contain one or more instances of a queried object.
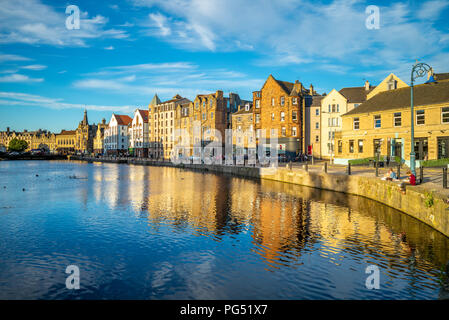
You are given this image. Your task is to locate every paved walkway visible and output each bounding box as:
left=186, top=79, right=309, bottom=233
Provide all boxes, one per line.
left=289, top=161, right=449, bottom=198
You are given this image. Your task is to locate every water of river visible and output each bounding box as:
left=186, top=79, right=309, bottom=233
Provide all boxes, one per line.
left=0, top=160, right=448, bottom=299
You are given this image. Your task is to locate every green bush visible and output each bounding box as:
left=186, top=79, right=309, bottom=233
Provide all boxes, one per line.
left=348, top=157, right=374, bottom=165
left=421, top=158, right=449, bottom=167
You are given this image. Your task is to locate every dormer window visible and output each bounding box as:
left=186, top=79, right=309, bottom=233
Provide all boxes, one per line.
left=245, top=104, right=250, bottom=111
left=388, top=78, right=397, bottom=90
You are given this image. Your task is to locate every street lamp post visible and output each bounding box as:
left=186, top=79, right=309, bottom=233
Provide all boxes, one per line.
left=410, top=62, right=434, bottom=176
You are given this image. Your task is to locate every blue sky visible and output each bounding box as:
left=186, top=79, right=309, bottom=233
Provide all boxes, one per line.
left=1, top=0, right=449, bottom=132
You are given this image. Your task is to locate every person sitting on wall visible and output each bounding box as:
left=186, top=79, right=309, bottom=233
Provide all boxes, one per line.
left=381, top=168, right=398, bottom=181
left=399, top=170, right=416, bottom=194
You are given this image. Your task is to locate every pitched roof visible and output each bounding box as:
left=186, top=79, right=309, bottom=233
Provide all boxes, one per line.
left=311, top=95, right=324, bottom=107
left=137, top=109, right=149, bottom=122
left=233, top=105, right=253, bottom=115
left=435, top=73, right=449, bottom=81
left=149, top=94, right=161, bottom=106
left=114, top=114, right=133, bottom=125
left=58, top=130, right=76, bottom=135
left=275, top=79, right=294, bottom=95
left=161, top=94, right=186, bottom=104
left=339, top=86, right=376, bottom=103
left=344, top=80, right=449, bottom=116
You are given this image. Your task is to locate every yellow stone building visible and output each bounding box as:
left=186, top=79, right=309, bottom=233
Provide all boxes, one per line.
left=335, top=73, right=449, bottom=167
left=75, top=110, right=97, bottom=155
left=175, top=100, right=195, bottom=157
left=320, top=74, right=408, bottom=160
left=148, top=94, right=190, bottom=159
left=56, top=130, right=76, bottom=154
left=93, top=119, right=108, bottom=155
left=0, top=128, right=58, bottom=152
left=231, top=103, right=254, bottom=152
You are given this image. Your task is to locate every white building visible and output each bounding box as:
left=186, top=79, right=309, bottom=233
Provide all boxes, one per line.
left=129, top=109, right=149, bottom=158
left=104, top=114, right=133, bottom=155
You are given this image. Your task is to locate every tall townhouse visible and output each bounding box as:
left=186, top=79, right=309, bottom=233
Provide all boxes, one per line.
left=75, top=110, right=97, bottom=154
left=336, top=72, right=449, bottom=166
left=231, top=103, right=254, bottom=155
left=129, top=109, right=149, bottom=158
left=321, top=73, right=408, bottom=160
left=104, top=114, right=132, bottom=156
left=175, top=100, right=195, bottom=158
left=306, top=95, right=324, bottom=158
left=191, top=91, right=250, bottom=154
left=252, top=75, right=312, bottom=159
left=148, top=94, right=190, bottom=159
left=93, top=119, right=108, bottom=155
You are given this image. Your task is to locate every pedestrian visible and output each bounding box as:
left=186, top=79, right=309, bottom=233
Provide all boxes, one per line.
left=399, top=170, right=416, bottom=194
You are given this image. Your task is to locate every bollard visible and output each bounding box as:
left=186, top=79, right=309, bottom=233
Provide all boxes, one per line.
left=375, top=160, right=379, bottom=177
left=397, top=163, right=401, bottom=179
left=419, top=166, right=424, bottom=184
left=444, top=167, right=448, bottom=189
left=305, top=162, right=308, bottom=172
left=324, top=162, right=328, bottom=173
left=347, top=163, right=351, bottom=175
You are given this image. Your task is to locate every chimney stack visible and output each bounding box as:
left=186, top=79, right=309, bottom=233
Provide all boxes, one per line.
left=364, top=80, right=370, bottom=91
left=309, top=84, right=314, bottom=95
left=6, top=127, right=10, bottom=133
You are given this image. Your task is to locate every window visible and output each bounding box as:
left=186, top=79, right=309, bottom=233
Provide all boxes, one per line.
left=272, top=98, right=275, bottom=106
left=281, top=97, right=285, bottom=106
left=358, top=140, right=364, bottom=153
left=255, top=114, right=260, bottom=123
left=315, top=122, right=319, bottom=129
left=280, top=112, right=285, bottom=121
left=211, top=112, right=214, bottom=119
left=337, top=104, right=340, bottom=112
left=338, top=140, right=342, bottom=153
left=292, top=97, right=298, bottom=105
left=332, top=104, right=336, bottom=112
left=255, top=100, right=260, bottom=108
left=374, top=115, right=381, bottom=128
left=349, top=140, right=354, bottom=153
left=315, top=135, right=319, bottom=142
left=441, top=107, right=449, bottom=123
left=353, top=117, right=360, bottom=130
left=292, top=111, right=297, bottom=121
left=281, top=127, right=286, bottom=136
left=394, top=112, right=401, bottom=127
left=417, top=110, right=425, bottom=125
left=210, top=99, right=213, bottom=107
left=328, top=104, right=331, bottom=112
left=292, top=127, right=297, bottom=136
left=315, top=109, right=319, bottom=116
left=202, top=113, right=206, bottom=120
left=271, top=113, right=275, bottom=121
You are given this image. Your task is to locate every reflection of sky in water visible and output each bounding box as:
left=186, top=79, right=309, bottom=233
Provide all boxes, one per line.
left=0, top=160, right=448, bottom=299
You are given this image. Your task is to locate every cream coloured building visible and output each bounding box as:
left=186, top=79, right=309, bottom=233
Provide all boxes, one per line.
left=321, top=74, right=408, bottom=160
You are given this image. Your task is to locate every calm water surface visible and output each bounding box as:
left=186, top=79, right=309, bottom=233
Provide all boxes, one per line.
left=0, top=160, right=448, bottom=299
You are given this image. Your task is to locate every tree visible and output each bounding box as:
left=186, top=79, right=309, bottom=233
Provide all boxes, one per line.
left=8, top=138, right=28, bottom=152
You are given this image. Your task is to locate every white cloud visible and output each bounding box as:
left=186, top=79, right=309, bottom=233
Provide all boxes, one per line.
left=0, top=91, right=136, bottom=112
left=133, top=0, right=449, bottom=70
left=73, top=61, right=262, bottom=100
left=417, top=0, right=449, bottom=20
left=20, top=64, right=47, bottom=70
left=0, top=0, right=129, bottom=47
left=104, top=46, right=115, bottom=50
left=0, top=53, right=31, bottom=62
left=0, top=73, right=43, bottom=83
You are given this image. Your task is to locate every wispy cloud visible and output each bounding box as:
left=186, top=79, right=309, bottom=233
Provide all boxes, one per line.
left=0, top=53, right=31, bottom=62
left=74, top=61, right=263, bottom=100
left=20, top=64, right=47, bottom=71
left=0, top=0, right=129, bottom=47
left=133, top=0, right=449, bottom=70
left=0, top=73, right=44, bottom=83
left=0, top=91, right=136, bottom=112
